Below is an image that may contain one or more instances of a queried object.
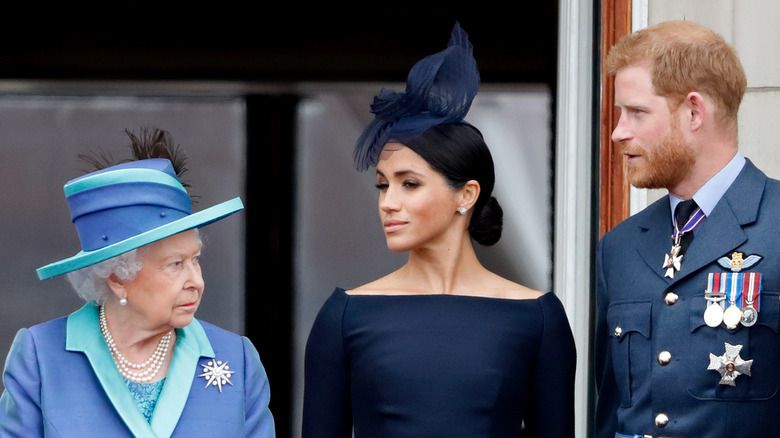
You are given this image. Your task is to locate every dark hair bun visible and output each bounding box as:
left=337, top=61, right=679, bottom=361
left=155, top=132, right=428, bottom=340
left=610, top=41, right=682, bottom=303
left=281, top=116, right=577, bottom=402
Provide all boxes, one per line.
left=469, top=196, right=503, bottom=246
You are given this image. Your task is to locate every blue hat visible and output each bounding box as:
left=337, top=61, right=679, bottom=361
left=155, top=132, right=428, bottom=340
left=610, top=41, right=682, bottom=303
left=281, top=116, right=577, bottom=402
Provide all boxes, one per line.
left=352, top=22, right=480, bottom=171
left=36, top=158, right=243, bottom=280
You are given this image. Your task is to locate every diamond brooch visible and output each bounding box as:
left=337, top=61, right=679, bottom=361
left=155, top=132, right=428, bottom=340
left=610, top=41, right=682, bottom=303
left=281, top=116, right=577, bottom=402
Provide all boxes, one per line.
left=199, top=358, right=235, bottom=392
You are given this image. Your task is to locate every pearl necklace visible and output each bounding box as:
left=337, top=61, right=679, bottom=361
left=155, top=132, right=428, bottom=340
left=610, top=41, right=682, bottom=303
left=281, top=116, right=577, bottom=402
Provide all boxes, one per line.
left=99, top=305, right=173, bottom=383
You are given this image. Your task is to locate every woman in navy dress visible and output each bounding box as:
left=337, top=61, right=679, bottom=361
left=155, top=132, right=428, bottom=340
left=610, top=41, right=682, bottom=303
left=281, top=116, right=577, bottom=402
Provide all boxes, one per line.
left=302, top=23, right=576, bottom=438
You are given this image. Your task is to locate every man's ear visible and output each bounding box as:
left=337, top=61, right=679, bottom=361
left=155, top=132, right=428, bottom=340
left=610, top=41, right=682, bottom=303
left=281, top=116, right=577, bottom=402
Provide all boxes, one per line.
left=684, top=91, right=708, bottom=132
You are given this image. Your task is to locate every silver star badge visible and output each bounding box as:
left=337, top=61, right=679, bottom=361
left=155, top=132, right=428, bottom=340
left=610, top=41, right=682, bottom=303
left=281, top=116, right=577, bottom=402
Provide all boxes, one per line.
left=198, top=358, right=235, bottom=392
left=708, top=342, right=753, bottom=386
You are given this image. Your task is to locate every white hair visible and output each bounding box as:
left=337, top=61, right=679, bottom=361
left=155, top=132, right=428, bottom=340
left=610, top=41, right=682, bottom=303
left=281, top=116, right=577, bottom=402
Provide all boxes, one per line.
left=65, top=248, right=145, bottom=305
left=64, top=229, right=203, bottom=305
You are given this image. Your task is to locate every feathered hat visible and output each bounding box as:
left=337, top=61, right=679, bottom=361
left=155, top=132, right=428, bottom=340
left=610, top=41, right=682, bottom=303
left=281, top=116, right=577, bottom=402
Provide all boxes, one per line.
left=352, top=22, right=480, bottom=171
left=36, top=129, right=243, bottom=280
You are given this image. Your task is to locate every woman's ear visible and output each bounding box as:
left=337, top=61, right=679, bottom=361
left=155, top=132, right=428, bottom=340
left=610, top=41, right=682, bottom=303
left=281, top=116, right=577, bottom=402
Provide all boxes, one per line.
left=459, top=180, right=481, bottom=211
left=106, top=274, right=126, bottom=300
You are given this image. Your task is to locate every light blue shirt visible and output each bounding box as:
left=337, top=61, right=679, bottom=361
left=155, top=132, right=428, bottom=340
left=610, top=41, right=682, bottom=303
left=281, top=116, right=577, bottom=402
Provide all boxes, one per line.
left=669, top=151, right=746, bottom=225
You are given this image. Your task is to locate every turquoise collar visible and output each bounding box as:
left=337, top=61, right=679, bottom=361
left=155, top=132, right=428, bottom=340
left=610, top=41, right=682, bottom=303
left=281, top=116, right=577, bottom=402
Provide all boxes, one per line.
left=66, top=303, right=215, bottom=437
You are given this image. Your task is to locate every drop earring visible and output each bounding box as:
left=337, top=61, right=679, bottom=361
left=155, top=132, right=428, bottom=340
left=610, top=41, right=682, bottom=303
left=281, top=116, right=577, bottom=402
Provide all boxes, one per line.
left=119, top=297, right=128, bottom=306
left=458, top=207, right=468, bottom=215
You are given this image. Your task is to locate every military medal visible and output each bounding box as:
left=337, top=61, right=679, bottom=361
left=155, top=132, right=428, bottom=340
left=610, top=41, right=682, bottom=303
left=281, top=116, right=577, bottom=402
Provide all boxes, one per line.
left=704, top=299, right=725, bottom=327
left=704, top=273, right=726, bottom=327
left=708, top=342, right=753, bottom=386
left=663, top=239, right=683, bottom=279
left=723, top=273, right=742, bottom=330
left=709, top=252, right=763, bottom=329
left=723, top=303, right=742, bottom=329
left=663, top=205, right=705, bottom=278
left=740, top=272, right=761, bottom=327
left=741, top=302, right=758, bottom=327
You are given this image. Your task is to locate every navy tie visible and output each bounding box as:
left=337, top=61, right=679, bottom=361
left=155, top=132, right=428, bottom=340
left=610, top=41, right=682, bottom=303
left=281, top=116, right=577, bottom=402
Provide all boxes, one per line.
left=675, top=199, right=698, bottom=256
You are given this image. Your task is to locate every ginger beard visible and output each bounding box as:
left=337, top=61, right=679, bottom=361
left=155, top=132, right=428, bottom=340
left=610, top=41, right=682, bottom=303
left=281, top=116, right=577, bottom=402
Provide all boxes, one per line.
left=620, top=117, right=696, bottom=190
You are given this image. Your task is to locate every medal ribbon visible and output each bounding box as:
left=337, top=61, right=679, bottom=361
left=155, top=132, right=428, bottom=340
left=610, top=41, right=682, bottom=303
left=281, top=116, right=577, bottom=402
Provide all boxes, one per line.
left=706, top=272, right=726, bottom=309
left=712, top=272, right=720, bottom=293
left=707, top=272, right=723, bottom=295
left=740, top=272, right=762, bottom=311
left=727, top=272, right=742, bottom=306
left=707, top=272, right=715, bottom=293
left=671, top=206, right=705, bottom=240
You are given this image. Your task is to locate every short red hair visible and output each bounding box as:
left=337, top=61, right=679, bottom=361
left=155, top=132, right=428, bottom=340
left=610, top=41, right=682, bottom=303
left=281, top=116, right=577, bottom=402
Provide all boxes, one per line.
left=606, top=20, right=746, bottom=128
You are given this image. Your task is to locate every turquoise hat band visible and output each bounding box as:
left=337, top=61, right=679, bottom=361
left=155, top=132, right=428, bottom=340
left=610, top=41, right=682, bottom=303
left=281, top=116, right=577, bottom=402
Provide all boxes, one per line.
left=36, top=197, right=243, bottom=280
left=64, top=168, right=186, bottom=197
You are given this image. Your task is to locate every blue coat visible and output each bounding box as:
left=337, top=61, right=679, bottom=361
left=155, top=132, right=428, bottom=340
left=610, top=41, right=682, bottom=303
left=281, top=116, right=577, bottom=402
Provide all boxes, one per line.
left=595, top=159, right=780, bottom=437
left=0, top=304, right=275, bottom=437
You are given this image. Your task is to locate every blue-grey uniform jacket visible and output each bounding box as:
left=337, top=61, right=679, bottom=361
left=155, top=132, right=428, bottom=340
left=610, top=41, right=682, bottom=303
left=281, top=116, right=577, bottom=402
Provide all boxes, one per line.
left=596, top=159, right=780, bottom=437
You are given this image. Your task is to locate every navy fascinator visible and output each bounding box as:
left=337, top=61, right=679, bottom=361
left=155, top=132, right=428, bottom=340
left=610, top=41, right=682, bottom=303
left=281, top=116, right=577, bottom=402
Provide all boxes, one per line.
left=352, top=22, right=480, bottom=171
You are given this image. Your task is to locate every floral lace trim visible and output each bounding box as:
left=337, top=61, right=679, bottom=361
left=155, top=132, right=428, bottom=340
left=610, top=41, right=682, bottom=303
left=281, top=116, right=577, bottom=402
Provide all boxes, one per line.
left=124, top=378, right=165, bottom=422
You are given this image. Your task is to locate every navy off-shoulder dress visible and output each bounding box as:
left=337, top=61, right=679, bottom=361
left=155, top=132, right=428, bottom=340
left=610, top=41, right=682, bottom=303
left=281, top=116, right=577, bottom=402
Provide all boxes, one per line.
left=302, top=287, right=576, bottom=438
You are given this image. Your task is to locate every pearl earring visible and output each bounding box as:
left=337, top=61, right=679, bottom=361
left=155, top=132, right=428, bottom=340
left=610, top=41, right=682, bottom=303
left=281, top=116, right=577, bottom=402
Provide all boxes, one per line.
left=119, top=297, right=128, bottom=306
left=458, top=207, right=467, bottom=215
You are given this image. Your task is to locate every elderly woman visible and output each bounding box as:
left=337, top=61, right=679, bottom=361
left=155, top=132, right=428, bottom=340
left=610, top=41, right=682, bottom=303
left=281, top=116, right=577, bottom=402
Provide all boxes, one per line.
left=0, top=128, right=275, bottom=437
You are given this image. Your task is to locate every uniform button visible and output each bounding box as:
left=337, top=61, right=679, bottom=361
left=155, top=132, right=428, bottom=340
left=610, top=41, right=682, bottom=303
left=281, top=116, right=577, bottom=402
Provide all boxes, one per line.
left=658, top=350, right=672, bottom=365
left=664, top=291, right=679, bottom=305
left=614, top=326, right=623, bottom=338
left=655, top=412, right=669, bottom=427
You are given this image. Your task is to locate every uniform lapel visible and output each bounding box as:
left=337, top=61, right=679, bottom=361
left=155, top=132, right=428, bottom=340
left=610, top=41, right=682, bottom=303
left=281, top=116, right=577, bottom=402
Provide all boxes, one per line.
left=671, top=204, right=745, bottom=283
left=635, top=198, right=677, bottom=283
left=669, top=159, right=765, bottom=285
left=633, top=159, right=766, bottom=287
